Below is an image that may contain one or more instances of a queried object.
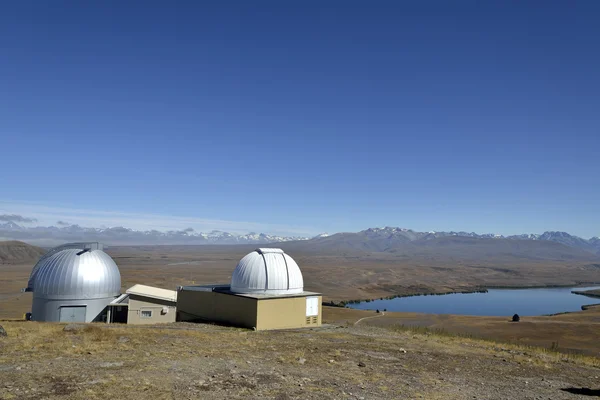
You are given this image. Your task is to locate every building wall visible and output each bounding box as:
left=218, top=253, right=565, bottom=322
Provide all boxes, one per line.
left=177, top=290, right=258, bottom=329
left=31, top=296, right=116, bottom=322
left=126, top=294, right=177, bottom=325
left=177, top=289, right=322, bottom=331
left=256, top=295, right=322, bottom=330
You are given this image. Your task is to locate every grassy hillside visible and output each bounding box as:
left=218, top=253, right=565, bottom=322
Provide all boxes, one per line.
left=0, top=320, right=598, bottom=399
left=0, top=241, right=45, bottom=264
left=325, top=305, right=600, bottom=356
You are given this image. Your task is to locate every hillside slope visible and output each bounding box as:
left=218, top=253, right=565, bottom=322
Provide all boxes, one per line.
left=0, top=240, right=45, bottom=264
left=0, top=321, right=598, bottom=399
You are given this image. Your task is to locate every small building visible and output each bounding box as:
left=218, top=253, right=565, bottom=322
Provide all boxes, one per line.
left=177, top=248, right=322, bottom=330
left=25, top=243, right=121, bottom=322
left=106, top=284, right=177, bottom=325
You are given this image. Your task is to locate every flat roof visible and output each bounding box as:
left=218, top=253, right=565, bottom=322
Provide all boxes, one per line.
left=178, top=284, right=231, bottom=292
left=126, top=284, right=177, bottom=302
left=179, top=284, right=321, bottom=300
left=225, top=290, right=322, bottom=300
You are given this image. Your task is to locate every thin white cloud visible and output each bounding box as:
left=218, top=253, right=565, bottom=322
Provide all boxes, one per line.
left=0, top=213, right=38, bottom=223
left=0, top=200, right=318, bottom=237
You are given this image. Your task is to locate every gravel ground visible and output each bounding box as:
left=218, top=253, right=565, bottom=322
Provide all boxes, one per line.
left=0, top=321, right=599, bottom=399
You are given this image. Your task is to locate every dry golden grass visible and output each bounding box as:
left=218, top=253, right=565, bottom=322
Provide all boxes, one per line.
left=324, top=306, right=600, bottom=357
left=1, top=320, right=600, bottom=399
left=389, top=324, right=600, bottom=368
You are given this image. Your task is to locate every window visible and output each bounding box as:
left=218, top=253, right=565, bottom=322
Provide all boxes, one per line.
left=141, top=310, right=152, bottom=318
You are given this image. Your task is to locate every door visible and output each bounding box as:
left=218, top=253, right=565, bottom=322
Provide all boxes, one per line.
left=306, top=297, right=319, bottom=317
left=111, top=306, right=128, bottom=323
left=59, top=306, right=87, bottom=322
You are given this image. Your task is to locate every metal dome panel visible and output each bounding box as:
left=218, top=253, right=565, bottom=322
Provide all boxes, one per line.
left=230, top=248, right=304, bottom=294
left=31, top=247, right=121, bottom=300
left=26, top=242, right=105, bottom=292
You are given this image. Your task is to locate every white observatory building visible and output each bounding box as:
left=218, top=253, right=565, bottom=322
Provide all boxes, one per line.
left=177, top=248, right=322, bottom=330
left=26, top=243, right=122, bottom=322
left=230, top=248, right=304, bottom=294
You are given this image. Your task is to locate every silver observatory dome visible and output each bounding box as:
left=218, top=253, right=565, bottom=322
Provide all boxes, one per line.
left=28, top=243, right=121, bottom=322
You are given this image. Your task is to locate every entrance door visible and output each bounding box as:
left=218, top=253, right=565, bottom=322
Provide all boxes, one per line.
left=59, top=306, right=87, bottom=322
left=110, top=306, right=128, bottom=323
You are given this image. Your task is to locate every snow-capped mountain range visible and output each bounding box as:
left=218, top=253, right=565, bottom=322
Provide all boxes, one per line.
left=0, top=222, right=312, bottom=246
left=0, top=221, right=597, bottom=254
left=360, top=227, right=599, bottom=242
left=349, top=227, right=600, bottom=254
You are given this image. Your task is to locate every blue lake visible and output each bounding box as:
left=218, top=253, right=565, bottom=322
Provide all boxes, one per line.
left=346, top=286, right=600, bottom=316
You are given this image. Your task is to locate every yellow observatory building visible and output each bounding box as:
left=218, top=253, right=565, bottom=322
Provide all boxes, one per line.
left=177, top=248, right=322, bottom=330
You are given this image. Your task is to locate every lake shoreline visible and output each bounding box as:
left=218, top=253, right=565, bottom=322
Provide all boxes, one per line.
left=340, top=284, right=600, bottom=317
left=324, top=287, right=489, bottom=308
left=485, top=282, right=600, bottom=290
left=325, top=282, right=600, bottom=308
left=571, top=289, right=600, bottom=299
left=541, top=303, right=600, bottom=316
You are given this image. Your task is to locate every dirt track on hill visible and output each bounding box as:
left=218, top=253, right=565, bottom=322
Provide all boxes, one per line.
left=325, top=306, right=600, bottom=357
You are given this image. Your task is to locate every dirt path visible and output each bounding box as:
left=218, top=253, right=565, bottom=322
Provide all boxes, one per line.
left=354, top=311, right=385, bottom=325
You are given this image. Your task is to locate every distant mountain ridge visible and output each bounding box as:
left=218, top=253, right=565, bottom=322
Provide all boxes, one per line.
left=0, top=222, right=310, bottom=246
left=277, top=227, right=600, bottom=262
left=340, top=227, right=600, bottom=255
left=0, top=222, right=598, bottom=255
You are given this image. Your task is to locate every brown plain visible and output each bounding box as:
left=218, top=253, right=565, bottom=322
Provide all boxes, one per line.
left=2, top=244, right=600, bottom=357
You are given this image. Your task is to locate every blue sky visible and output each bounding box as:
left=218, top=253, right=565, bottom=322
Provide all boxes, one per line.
left=0, top=1, right=599, bottom=238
